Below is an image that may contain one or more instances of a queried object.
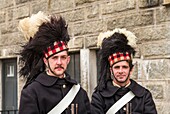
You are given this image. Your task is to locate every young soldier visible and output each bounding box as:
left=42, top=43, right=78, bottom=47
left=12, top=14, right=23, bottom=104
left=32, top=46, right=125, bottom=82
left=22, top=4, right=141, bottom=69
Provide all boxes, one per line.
left=91, top=28, right=157, bottom=114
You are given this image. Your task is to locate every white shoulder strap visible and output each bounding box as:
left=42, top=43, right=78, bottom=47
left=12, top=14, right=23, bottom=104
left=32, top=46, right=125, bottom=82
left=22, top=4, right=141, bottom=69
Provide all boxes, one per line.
left=48, top=84, right=80, bottom=114
left=106, top=91, right=135, bottom=114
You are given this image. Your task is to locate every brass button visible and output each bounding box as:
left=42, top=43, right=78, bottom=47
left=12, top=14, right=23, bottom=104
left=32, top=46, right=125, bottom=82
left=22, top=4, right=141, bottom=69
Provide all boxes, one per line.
left=63, top=84, right=66, bottom=88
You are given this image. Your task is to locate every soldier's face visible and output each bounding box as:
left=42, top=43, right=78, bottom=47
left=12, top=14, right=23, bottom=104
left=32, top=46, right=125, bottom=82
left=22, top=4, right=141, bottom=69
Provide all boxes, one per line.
left=44, top=50, right=70, bottom=78
left=111, top=61, right=132, bottom=86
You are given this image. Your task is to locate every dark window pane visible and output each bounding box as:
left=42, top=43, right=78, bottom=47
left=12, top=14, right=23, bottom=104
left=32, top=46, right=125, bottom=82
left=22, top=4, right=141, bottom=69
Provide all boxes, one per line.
left=67, top=52, right=80, bottom=83
left=2, top=59, right=18, bottom=112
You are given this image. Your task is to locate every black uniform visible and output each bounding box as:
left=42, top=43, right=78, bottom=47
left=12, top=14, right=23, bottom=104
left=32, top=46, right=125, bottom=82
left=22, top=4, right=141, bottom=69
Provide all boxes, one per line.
left=19, top=72, right=91, bottom=114
left=91, top=79, right=157, bottom=114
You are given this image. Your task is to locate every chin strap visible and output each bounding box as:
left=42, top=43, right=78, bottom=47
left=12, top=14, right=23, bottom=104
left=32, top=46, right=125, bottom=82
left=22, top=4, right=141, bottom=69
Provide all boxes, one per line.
left=47, top=60, right=58, bottom=76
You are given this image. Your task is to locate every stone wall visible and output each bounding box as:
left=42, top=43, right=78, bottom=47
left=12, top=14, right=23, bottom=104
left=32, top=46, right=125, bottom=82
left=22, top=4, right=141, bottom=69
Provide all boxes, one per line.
left=0, top=0, right=170, bottom=113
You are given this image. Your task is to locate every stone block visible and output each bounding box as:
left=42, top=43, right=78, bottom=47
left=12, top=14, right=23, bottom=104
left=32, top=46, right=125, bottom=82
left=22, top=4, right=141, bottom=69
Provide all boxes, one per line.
left=72, top=20, right=106, bottom=36
left=165, top=7, right=170, bottom=21
left=51, top=0, right=74, bottom=11
left=6, top=9, right=13, bottom=21
left=0, top=32, right=24, bottom=46
left=155, top=7, right=167, bottom=23
left=62, top=8, right=85, bottom=22
left=0, top=11, right=5, bottom=23
left=144, top=6, right=170, bottom=24
left=0, top=0, right=5, bottom=9
left=32, top=1, right=48, bottom=13
left=72, top=22, right=84, bottom=36
left=13, top=5, right=29, bottom=19
left=107, top=10, right=153, bottom=29
left=86, top=4, right=99, bottom=19
left=0, top=0, right=13, bottom=9
left=134, top=25, right=170, bottom=43
left=140, top=59, right=170, bottom=79
left=85, top=35, right=97, bottom=48
left=146, top=84, right=164, bottom=99
left=1, top=21, right=18, bottom=34
left=101, top=0, right=135, bottom=15
left=68, top=37, right=83, bottom=50
left=0, top=45, right=21, bottom=57
left=148, top=59, right=170, bottom=79
left=141, top=41, right=170, bottom=58
left=148, top=80, right=170, bottom=114
left=159, top=103, right=170, bottom=114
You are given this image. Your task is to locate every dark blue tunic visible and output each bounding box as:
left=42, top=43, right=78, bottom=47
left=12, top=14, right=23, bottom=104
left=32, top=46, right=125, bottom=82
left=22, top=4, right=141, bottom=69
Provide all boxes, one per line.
left=19, top=72, right=91, bottom=114
left=91, top=79, right=157, bottom=114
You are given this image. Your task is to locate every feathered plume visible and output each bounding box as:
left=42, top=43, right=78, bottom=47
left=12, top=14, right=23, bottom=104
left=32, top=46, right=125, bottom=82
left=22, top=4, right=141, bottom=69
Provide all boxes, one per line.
left=18, top=11, right=50, bottom=41
left=97, top=28, right=137, bottom=48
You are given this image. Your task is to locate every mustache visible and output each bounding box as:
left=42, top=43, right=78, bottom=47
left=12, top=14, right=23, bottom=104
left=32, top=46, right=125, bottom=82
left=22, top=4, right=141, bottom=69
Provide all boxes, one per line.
left=55, top=65, right=64, bottom=69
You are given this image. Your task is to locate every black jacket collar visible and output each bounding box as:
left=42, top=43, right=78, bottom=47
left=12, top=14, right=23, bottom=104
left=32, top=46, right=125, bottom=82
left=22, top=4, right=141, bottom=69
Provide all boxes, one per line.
left=100, top=79, right=145, bottom=97
left=35, top=72, right=77, bottom=86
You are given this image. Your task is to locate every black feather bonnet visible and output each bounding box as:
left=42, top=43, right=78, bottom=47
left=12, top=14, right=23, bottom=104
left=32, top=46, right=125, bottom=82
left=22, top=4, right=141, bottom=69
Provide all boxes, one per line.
left=96, top=28, right=137, bottom=91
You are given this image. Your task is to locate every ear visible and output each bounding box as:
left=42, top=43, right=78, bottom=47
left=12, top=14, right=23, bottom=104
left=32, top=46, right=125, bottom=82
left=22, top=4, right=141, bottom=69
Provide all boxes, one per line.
left=110, top=67, right=112, bottom=73
left=67, top=56, right=70, bottom=64
left=43, top=57, right=48, bottom=66
left=130, top=64, right=135, bottom=76
left=110, top=66, right=113, bottom=75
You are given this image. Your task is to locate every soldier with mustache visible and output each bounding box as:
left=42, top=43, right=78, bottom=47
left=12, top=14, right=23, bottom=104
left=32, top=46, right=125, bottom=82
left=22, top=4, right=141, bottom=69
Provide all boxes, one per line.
left=18, top=11, right=91, bottom=114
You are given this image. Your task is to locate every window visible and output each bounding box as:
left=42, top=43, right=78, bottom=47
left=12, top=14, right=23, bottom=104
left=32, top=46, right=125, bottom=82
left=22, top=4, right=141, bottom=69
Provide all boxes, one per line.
left=6, top=64, right=15, bottom=77
left=2, top=59, right=18, bottom=112
left=67, top=52, right=80, bottom=83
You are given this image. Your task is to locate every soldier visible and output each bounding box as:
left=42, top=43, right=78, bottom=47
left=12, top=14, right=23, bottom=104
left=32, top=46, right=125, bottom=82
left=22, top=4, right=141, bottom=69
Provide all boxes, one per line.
left=91, top=28, right=157, bottom=114
left=18, top=11, right=91, bottom=114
